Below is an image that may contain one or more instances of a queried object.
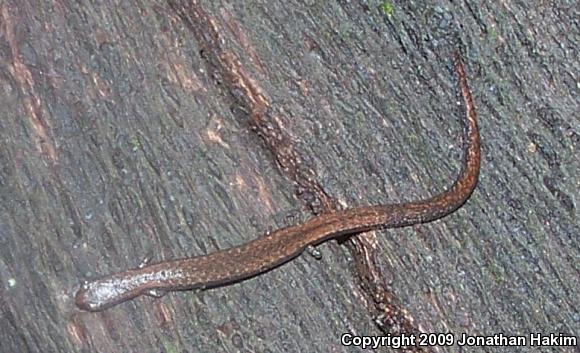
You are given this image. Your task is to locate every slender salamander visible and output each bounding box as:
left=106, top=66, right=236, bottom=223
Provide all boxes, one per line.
left=75, top=52, right=480, bottom=311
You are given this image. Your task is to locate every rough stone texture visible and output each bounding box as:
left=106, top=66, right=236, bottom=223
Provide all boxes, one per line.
left=0, top=1, right=577, bottom=353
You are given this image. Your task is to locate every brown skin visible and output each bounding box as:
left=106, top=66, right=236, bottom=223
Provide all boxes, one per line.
left=76, top=52, right=480, bottom=312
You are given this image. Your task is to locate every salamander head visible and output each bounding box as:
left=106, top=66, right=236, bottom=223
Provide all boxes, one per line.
left=75, top=276, right=141, bottom=312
